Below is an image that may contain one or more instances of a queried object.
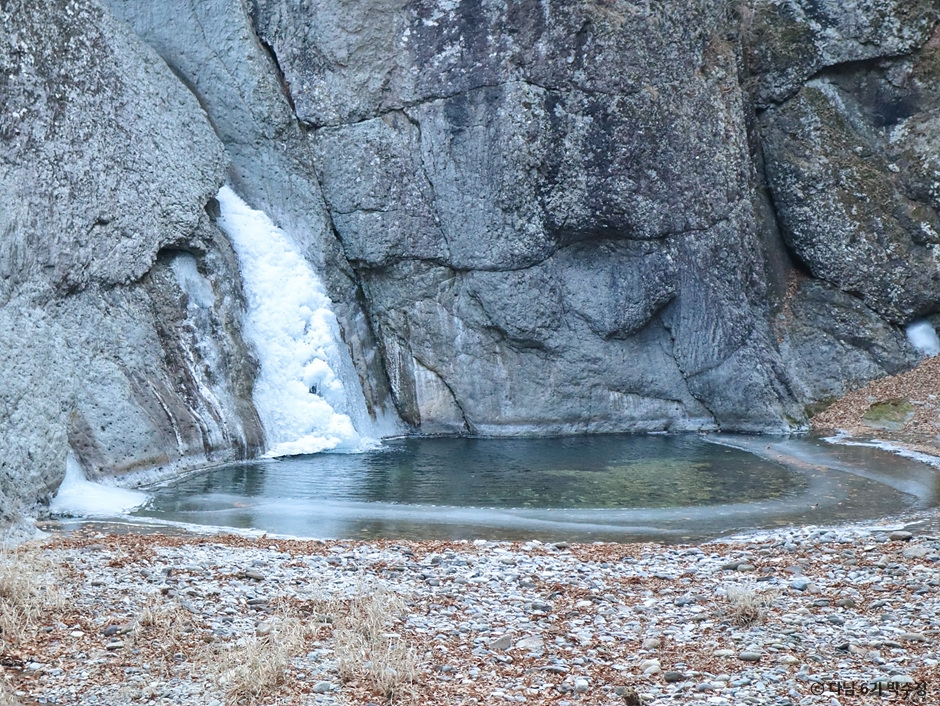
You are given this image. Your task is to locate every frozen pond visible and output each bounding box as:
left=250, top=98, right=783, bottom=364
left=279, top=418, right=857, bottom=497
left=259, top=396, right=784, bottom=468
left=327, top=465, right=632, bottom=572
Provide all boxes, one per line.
left=127, top=434, right=938, bottom=542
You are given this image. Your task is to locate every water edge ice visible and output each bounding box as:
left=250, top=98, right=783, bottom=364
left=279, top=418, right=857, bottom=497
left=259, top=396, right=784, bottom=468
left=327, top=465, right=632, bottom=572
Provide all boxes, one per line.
left=50, top=453, right=148, bottom=517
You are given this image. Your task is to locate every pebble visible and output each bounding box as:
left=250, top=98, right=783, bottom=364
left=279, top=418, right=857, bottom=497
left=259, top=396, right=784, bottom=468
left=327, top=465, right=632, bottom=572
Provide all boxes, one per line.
left=515, top=635, right=543, bottom=651
left=489, top=633, right=513, bottom=651
left=9, top=523, right=940, bottom=706
left=889, top=531, right=913, bottom=541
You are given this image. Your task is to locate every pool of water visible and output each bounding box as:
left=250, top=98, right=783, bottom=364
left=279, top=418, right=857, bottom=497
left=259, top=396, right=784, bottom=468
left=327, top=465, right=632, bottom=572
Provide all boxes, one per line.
left=129, top=434, right=939, bottom=542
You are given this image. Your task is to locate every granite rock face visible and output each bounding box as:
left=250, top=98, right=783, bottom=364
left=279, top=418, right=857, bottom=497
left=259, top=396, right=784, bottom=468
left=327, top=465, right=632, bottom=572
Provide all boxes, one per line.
left=112, top=0, right=940, bottom=435
left=248, top=0, right=805, bottom=433
left=761, top=45, right=940, bottom=323
left=743, top=0, right=940, bottom=107
left=778, top=280, right=921, bottom=410
left=0, top=0, right=263, bottom=520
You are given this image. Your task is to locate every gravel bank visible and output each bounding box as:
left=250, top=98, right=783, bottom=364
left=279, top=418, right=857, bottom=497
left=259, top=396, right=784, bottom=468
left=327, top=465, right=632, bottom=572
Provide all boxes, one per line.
left=812, top=356, right=940, bottom=452
left=2, top=522, right=939, bottom=706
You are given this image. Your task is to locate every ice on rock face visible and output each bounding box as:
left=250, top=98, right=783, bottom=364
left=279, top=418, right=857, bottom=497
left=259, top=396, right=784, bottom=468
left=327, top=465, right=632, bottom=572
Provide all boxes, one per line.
left=905, top=319, right=940, bottom=357
left=215, top=186, right=376, bottom=456
left=50, top=453, right=148, bottom=517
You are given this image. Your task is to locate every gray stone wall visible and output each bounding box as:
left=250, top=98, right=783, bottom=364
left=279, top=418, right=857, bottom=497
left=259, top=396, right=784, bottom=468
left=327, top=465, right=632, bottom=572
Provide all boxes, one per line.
left=0, top=0, right=263, bottom=521
left=6, top=0, right=940, bottom=521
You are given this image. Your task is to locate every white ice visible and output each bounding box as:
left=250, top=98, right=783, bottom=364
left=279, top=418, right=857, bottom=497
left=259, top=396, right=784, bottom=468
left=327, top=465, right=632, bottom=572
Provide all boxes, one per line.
left=905, top=319, right=940, bottom=357
left=50, top=453, right=148, bottom=517
left=170, top=252, right=215, bottom=308
left=215, top=186, right=377, bottom=457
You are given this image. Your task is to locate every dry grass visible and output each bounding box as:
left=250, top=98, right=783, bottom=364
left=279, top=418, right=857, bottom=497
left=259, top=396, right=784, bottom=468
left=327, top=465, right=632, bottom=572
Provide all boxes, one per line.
left=723, top=584, right=780, bottom=626
left=213, top=614, right=312, bottom=705
left=0, top=683, right=23, bottom=706
left=334, top=584, right=417, bottom=702
left=128, top=594, right=200, bottom=674
left=0, top=546, right=64, bottom=651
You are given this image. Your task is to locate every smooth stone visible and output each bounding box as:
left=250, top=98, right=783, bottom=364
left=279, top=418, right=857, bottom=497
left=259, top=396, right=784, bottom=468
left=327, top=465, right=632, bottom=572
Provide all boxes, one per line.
left=489, top=633, right=512, bottom=651
left=103, top=625, right=120, bottom=636
left=834, top=598, right=856, bottom=608
left=573, top=677, right=589, bottom=693
left=241, top=570, right=266, bottom=581
left=642, top=638, right=662, bottom=650
left=516, top=636, right=544, bottom=651
left=618, top=686, right=642, bottom=706
left=738, top=652, right=762, bottom=662
left=900, top=632, right=926, bottom=642
left=105, top=640, right=124, bottom=650
left=889, top=531, right=913, bottom=541
left=903, top=546, right=927, bottom=559
left=789, top=578, right=809, bottom=591
left=664, top=671, right=685, bottom=683
left=312, top=681, right=332, bottom=693
left=714, top=649, right=735, bottom=657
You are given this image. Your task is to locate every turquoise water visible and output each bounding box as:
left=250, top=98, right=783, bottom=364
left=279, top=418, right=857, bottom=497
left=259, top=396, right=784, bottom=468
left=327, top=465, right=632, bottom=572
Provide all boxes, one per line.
left=129, top=434, right=938, bottom=542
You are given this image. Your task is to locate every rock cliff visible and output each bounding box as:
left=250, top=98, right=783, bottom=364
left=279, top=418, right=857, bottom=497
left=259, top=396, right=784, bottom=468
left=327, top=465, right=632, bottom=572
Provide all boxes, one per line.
left=4, top=0, right=940, bottom=518
left=0, top=0, right=263, bottom=521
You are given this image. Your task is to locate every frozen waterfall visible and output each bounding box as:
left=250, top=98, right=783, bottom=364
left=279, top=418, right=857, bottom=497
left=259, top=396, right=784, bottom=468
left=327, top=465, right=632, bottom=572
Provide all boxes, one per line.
left=216, top=186, right=377, bottom=456
left=905, top=319, right=940, bottom=358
